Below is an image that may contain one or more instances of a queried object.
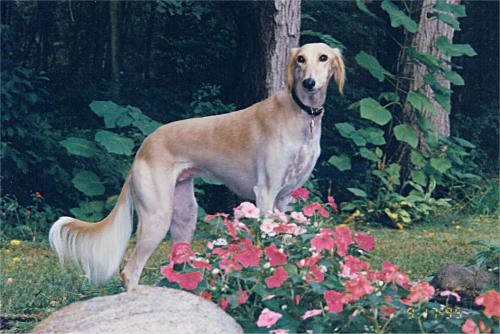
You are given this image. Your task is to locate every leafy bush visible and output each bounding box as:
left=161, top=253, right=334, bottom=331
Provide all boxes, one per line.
left=0, top=193, right=61, bottom=243
left=158, top=194, right=499, bottom=333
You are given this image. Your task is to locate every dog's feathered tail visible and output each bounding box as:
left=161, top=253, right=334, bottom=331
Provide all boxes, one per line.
left=49, top=178, right=133, bottom=284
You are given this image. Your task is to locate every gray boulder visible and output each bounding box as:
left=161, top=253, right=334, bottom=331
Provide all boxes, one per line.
left=32, top=286, right=243, bottom=334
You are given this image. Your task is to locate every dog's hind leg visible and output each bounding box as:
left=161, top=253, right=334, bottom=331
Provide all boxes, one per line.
left=121, top=161, right=176, bottom=291
left=170, top=178, right=198, bottom=243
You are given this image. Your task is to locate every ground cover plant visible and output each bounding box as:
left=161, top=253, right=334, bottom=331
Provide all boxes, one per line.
left=158, top=194, right=499, bottom=333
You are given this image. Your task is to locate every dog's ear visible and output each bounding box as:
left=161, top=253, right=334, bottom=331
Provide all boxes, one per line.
left=330, top=48, right=345, bottom=95
left=287, top=47, right=300, bottom=91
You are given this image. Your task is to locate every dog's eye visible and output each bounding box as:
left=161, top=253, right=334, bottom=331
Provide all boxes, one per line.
left=319, top=55, right=328, bottom=62
left=297, top=56, right=305, bottom=63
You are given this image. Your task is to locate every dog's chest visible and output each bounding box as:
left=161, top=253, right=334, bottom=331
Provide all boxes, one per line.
left=280, top=120, right=321, bottom=195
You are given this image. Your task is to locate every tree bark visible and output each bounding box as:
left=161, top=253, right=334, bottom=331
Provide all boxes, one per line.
left=405, top=0, right=461, bottom=140
left=235, top=0, right=301, bottom=108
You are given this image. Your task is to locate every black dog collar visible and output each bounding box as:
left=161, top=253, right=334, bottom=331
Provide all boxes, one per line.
left=291, top=88, right=324, bottom=117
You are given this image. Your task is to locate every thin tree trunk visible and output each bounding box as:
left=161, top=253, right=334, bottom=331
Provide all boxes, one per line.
left=109, top=0, right=120, bottom=98
left=235, top=0, right=301, bottom=107
left=405, top=0, right=461, bottom=141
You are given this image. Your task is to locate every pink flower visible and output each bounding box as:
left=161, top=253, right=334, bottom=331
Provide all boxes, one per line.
left=263, top=294, right=275, bottom=301
left=260, top=218, right=279, bottom=236
left=355, top=232, right=375, bottom=251
left=303, top=309, right=322, bottom=320
left=403, top=281, right=435, bottom=304
left=205, top=212, right=229, bottom=221
left=462, top=318, right=480, bottom=334
left=311, top=228, right=335, bottom=253
left=219, top=258, right=242, bottom=273
left=343, top=276, right=373, bottom=302
left=305, top=264, right=325, bottom=283
left=233, top=239, right=262, bottom=267
left=265, top=266, right=289, bottom=288
left=295, top=294, right=300, bottom=305
left=440, top=290, right=462, bottom=302
left=273, top=209, right=288, bottom=223
left=291, top=188, right=309, bottom=201
left=219, top=297, right=230, bottom=311
left=224, top=220, right=238, bottom=237
left=324, top=290, right=344, bottom=312
left=265, top=243, right=288, bottom=266
left=333, top=226, right=354, bottom=257
left=270, top=330, right=289, bottom=334
left=303, top=202, right=330, bottom=218
left=192, top=259, right=212, bottom=270
left=161, top=265, right=203, bottom=290
left=290, top=211, right=309, bottom=224
left=475, top=290, right=500, bottom=317
left=328, top=195, right=338, bottom=213
left=169, top=242, right=194, bottom=264
left=234, top=202, right=260, bottom=219
left=161, top=265, right=181, bottom=282
left=340, top=255, right=370, bottom=278
left=379, top=261, right=410, bottom=289
left=256, top=308, right=282, bottom=328
left=199, top=291, right=212, bottom=301
left=235, top=290, right=248, bottom=305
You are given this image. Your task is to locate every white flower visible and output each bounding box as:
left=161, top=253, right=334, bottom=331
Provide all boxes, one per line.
left=211, top=268, right=220, bottom=275
left=214, top=238, right=227, bottom=246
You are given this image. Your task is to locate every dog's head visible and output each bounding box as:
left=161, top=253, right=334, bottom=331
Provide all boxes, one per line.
left=287, top=43, right=345, bottom=108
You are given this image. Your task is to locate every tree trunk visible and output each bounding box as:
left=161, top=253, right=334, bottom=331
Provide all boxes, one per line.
left=405, top=0, right=461, bottom=140
left=235, top=0, right=301, bottom=108
left=109, top=0, right=120, bottom=98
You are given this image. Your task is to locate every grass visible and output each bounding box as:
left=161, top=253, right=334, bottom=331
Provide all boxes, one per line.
left=0, top=215, right=498, bottom=332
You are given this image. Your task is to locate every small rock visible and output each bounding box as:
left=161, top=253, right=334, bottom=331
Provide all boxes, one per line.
left=32, top=286, right=243, bottom=334
left=431, top=264, right=498, bottom=296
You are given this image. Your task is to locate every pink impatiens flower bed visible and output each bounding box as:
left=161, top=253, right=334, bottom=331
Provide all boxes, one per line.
left=159, top=189, right=500, bottom=333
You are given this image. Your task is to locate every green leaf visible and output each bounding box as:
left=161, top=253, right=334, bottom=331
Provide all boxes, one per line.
left=378, top=92, right=400, bottom=103
left=350, top=131, right=367, bottom=147
left=430, top=158, right=452, bottom=173
left=453, top=137, right=476, bottom=149
left=407, top=91, right=436, bottom=114
left=443, top=70, right=464, bottom=85
left=358, top=127, right=386, bottom=145
left=413, top=51, right=442, bottom=70
left=359, top=98, right=392, bottom=126
left=355, top=51, right=387, bottom=82
left=60, top=137, right=98, bottom=158
left=434, top=92, right=451, bottom=113
left=433, top=1, right=466, bottom=17
left=347, top=187, right=368, bottom=198
left=328, top=154, right=351, bottom=171
left=375, top=147, right=383, bottom=158
left=90, top=101, right=126, bottom=129
left=71, top=171, right=105, bottom=196
left=428, top=12, right=460, bottom=30
left=359, top=147, right=379, bottom=162
left=411, top=170, right=427, bottom=186
left=95, top=130, right=135, bottom=156
left=335, top=122, right=356, bottom=139
left=436, top=37, right=477, bottom=57
left=394, top=124, right=418, bottom=148
left=356, top=0, right=379, bottom=19
left=410, top=150, right=425, bottom=167
left=381, top=0, right=418, bottom=33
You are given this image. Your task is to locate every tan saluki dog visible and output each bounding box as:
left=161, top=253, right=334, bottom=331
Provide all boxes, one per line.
left=49, top=43, right=345, bottom=291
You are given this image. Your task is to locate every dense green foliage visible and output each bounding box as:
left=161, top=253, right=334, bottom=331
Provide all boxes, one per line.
left=1, top=1, right=498, bottom=240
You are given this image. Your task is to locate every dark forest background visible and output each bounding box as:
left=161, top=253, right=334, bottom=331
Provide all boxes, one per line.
left=1, top=1, right=498, bottom=239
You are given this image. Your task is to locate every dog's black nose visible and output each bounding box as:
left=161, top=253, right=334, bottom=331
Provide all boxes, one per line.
left=302, top=78, right=316, bottom=90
